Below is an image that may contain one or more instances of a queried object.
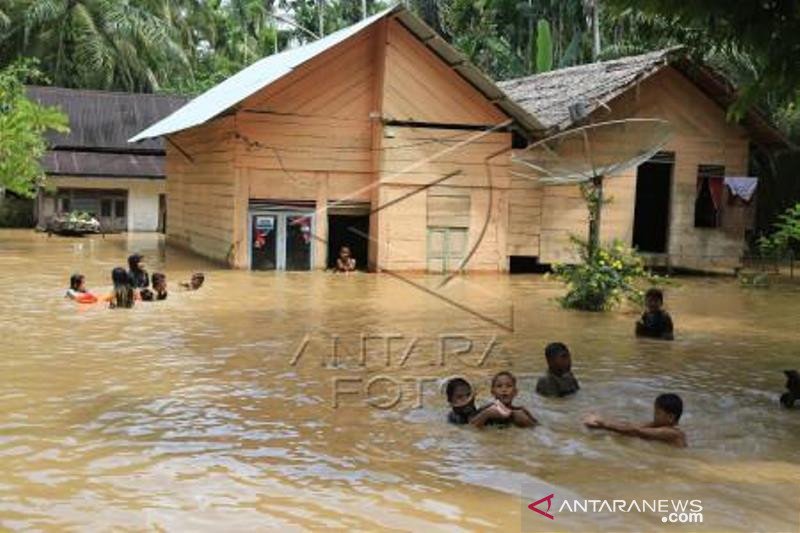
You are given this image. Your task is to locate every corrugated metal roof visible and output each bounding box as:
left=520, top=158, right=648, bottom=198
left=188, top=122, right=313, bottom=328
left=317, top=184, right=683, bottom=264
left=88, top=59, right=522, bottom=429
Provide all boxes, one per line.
left=27, top=86, right=187, bottom=151
left=42, top=151, right=164, bottom=178
left=130, top=5, right=542, bottom=143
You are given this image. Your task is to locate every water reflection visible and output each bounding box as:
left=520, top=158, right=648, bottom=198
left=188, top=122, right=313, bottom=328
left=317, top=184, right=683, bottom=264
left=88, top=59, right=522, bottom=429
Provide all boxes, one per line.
left=0, top=230, right=798, bottom=531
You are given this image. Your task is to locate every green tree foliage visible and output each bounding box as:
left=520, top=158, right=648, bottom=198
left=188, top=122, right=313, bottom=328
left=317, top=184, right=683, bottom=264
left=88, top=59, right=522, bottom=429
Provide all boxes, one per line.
left=604, top=0, right=800, bottom=119
left=535, top=19, right=553, bottom=72
left=0, top=61, right=69, bottom=197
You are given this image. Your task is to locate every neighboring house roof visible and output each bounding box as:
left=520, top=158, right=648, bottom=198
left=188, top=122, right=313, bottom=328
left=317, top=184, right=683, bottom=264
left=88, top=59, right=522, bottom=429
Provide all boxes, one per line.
left=26, top=86, right=188, bottom=177
left=129, top=5, right=542, bottom=143
left=498, top=48, right=790, bottom=148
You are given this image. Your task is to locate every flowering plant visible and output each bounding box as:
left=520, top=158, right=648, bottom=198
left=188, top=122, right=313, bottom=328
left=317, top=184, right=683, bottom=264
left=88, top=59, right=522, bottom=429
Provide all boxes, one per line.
left=551, top=237, right=659, bottom=311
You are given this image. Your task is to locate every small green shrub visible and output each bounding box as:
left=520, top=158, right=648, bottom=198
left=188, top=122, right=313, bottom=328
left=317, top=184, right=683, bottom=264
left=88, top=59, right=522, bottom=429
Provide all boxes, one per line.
left=0, top=196, right=34, bottom=227
left=551, top=237, right=659, bottom=312
left=758, top=203, right=800, bottom=257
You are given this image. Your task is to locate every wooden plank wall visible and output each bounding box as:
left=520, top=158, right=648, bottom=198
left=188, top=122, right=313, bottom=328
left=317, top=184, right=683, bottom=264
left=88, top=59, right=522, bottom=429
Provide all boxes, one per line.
left=533, top=66, right=752, bottom=270
left=164, top=115, right=236, bottom=264
left=378, top=127, right=511, bottom=271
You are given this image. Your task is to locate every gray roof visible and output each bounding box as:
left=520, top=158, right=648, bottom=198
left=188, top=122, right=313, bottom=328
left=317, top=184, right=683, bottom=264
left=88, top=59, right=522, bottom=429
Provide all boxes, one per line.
left=130, top=5, right=541, bottom=142
left=26, top=86, right=187, bottom=177
left=498, top=48, right=679, bottom=131
left=27, top=86, right=187, bottom=152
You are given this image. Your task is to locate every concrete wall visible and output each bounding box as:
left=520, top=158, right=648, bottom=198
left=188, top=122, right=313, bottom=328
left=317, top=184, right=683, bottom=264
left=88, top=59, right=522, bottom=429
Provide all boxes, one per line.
left=38, top=176, right=165, bottom=232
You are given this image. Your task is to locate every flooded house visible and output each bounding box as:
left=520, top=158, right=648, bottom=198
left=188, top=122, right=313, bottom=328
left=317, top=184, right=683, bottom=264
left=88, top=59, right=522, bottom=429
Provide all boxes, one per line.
left=131, top=6, right=787, bottom=273
left=500, top=48, right=789, bottom=272
left=30, top=87, right=187, bottom=232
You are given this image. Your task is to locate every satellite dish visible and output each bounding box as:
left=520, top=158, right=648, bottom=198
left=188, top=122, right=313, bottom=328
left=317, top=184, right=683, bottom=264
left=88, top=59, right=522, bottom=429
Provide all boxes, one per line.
left=511, top=118, right=673, bottom=254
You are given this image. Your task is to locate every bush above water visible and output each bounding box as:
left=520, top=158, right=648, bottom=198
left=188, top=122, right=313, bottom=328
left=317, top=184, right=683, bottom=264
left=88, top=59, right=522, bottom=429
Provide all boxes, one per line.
left=550, top=237, right=659, bottom=312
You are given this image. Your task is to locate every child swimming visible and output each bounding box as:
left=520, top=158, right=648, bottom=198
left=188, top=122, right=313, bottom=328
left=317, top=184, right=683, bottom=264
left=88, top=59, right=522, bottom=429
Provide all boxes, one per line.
left=636, top=288, right=674, bottom=340
left=536, top=342, right=580, bottom=397
left=445, top=377, right=478, bottom=424
left=471, top=371, right=538, bottom=428
left=583, top=393, right=686, bottom=447
left=65, top=274, right=98, bottom=304
left=107, top=267, right=135, bottom=309
left=180, top=272, right=204, bottom=290
left=152, top=272, right=168, bottom=300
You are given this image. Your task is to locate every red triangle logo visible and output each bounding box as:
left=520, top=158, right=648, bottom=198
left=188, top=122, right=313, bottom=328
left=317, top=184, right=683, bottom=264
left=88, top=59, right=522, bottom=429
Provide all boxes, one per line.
left=528, top=493, right=555, bottom=520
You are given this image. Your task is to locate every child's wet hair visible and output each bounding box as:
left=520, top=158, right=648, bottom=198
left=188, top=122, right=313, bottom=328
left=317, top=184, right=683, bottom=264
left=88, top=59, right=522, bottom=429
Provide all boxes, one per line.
left=111, top=267, right=129, bottom=285
left=192, top=272, right=205, bottom=281
left=645, top=288, right=664, bottom=303
left=152, top=272, right=166, bottom=285
left=69, top=273, right=84, bottom=291
left=445, top=377, right=471, bottom=402
left=655, top=393, right=683, bottom=422
left=127, top=253, right=143, bottom=271
left=545, top=342, right=569, bottom=360
left=491, top=371, right=516, bottom=387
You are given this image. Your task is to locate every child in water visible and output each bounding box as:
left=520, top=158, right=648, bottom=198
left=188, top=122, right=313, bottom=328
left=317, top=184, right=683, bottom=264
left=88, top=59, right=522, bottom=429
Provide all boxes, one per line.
left=180, top=272, right=205, bottom=290
left=471, top=371, right=538, bottom=428
left=536, top=342, right=580, bottom=397
left=142, top=272, right=168, bottom=301
left=65, top=273, right=98, bottom=304
left=127, top=253, right=150, bottom=291
left=107, top=267, right=135, bottom=309
left=445, top=377, right=478, bottom=424
left=335, top=246, right=357, bottom=273
left=636, top=288, right=674, bottom=340
left=583, top=393, right=686, bottom=448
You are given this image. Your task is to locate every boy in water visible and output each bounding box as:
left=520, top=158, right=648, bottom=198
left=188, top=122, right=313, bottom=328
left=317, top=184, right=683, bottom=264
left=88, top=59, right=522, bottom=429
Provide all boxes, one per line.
left=445, top=377, right=477, bottom=424
left=65, top=273, right=98, bottom=304
left=536, top=342, right=580, bottom=397
left=636, top=288, right=674, bottom=340
left=180, top=272, right=205, bottom=290
left=583, top=393, right=687, bottom=448
left=471, top=371, right=537, bottom=428
left=335, top=245, right=357, bottom=273
left=127, top=253, right=150, bottom=290
left=142, top=272, right=168, bottom=301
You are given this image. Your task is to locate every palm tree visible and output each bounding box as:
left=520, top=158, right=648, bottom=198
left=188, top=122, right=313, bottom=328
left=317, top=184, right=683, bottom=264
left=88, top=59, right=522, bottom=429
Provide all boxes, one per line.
left=7, top=0, right=190, bottom=92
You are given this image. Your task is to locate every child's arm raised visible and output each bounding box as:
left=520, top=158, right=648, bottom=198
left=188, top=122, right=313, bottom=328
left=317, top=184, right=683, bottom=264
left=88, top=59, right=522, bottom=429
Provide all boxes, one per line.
left=470, top=402, right=510, bottom=429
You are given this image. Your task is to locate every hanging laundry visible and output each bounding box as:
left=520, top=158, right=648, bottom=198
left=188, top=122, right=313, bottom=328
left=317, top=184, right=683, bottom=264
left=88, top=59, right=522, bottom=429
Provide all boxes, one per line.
left=724, top=177, right=758, bottom=202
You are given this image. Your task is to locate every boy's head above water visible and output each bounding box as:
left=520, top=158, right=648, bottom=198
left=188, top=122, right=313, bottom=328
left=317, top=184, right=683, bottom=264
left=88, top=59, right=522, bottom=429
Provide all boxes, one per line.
left=654, top=393, right=683, bottom=426
left=645, top=288, right=664, bottom=313
left=127, top=253, right=144, bottom=271
left=491, top=371, right=518, bottom=406
left=445, top=377, right=473, bottom=408
left=190, top=272, right=204, bottom=289
left=545, top=342, right=572, bottom=376
left=69, top=273, right=85, bottom=292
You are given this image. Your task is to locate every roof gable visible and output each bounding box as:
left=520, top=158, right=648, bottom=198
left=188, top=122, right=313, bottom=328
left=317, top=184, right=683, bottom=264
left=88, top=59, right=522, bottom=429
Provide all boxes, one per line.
left=130, top=5, right=541, bottom=143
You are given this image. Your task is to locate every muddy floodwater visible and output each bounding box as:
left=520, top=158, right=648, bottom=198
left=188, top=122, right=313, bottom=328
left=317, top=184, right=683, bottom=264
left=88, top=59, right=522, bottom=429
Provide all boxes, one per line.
left=0, top=229, right=798, bottom=531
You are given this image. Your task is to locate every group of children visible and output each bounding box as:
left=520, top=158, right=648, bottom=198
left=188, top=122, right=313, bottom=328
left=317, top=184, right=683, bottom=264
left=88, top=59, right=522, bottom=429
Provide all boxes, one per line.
left=445, top=288, right=686, bottom=448
left=64, top=253, right=205, bottom=308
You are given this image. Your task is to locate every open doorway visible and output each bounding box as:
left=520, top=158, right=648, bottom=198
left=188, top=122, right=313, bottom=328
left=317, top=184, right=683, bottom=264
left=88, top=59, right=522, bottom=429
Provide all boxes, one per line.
left=327, top=214, right=369, bottom=270
left=632, top=153, right=673, bottom=253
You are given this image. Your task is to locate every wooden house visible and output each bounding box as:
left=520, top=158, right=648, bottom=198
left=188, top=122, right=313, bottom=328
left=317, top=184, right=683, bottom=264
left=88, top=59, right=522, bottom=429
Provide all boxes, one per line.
left=29, top=87, right=187, bottom=232
left=500, top=49, right=789, bottom=272
left=132, top=7, right=787, bottom=273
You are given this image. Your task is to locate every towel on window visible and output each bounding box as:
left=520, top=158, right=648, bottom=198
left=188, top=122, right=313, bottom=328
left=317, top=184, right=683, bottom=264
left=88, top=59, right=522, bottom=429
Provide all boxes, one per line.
left=724, top=177, right=758, bottom=202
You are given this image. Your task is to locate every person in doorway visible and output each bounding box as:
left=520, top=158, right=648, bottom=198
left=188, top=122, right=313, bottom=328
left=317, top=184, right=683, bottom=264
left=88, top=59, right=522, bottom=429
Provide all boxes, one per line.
left=106, top=267, right=135, bottom=309
left=471, top=371, right=537, bottom=429
left=635, top=288, right=674, bottom=340
left=180, top=272, right=205, bottom=290
left=583, top=393, right=687, bottom=448
left=536, top=342, right=580, bottom=397
left=65, top=273, right=98, bottom=304
left=142, top=272, right=168, bottom=301
left=445, top=377, right=478, bottom=425
left=335, top=245, right=357, bottom=273
left=127, top=253, right=150, bottom=291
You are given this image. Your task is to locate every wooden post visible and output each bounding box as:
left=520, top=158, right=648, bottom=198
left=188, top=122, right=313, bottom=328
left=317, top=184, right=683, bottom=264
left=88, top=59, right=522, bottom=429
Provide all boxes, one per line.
left=588, top=174, right=603, bottom=257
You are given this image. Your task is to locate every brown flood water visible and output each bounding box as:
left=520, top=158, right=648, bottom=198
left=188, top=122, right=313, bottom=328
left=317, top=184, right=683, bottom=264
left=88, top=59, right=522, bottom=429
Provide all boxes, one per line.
left=0, top=229, right=798, bottom=531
